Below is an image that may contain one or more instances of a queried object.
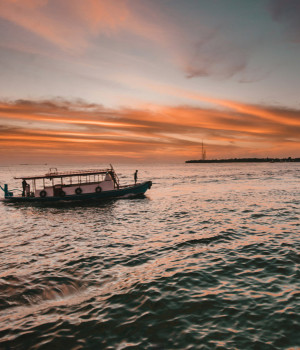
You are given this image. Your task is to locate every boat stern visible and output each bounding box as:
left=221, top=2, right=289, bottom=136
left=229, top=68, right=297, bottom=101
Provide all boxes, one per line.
left=1, top=184, right=14, bottom=199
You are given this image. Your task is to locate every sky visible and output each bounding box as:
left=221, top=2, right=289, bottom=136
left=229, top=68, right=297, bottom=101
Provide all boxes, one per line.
left=0, top=0, right=300, bottom=164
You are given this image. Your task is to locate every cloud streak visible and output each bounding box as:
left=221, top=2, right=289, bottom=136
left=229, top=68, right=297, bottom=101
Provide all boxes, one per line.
left=0, top=0, right=170, bottom=52
left=0, top=97, right=299, bottom=164
left=0, top=0, right=258, bottom=81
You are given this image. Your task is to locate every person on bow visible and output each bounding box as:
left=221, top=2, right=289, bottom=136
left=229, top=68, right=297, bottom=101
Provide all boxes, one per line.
left=134, top=170, right=138, bottom=184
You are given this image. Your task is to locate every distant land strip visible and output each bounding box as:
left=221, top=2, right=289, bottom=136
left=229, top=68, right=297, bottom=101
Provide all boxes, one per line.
left=185, top=157, right=300, bottom=163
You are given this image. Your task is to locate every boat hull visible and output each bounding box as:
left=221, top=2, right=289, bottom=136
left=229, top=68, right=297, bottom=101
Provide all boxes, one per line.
left=3, top=181, right=152, bottom=203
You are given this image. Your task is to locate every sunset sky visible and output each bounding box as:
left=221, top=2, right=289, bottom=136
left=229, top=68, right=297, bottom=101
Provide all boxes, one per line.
left=0, top=0, right=300, bottom=164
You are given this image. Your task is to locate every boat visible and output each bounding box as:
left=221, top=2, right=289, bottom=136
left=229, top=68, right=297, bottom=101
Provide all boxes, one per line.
left=0, top=165, right=152, bottom=203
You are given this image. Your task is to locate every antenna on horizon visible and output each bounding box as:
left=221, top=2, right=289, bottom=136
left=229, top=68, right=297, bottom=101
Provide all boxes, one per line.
left=201, top=141, right=206, bottom=160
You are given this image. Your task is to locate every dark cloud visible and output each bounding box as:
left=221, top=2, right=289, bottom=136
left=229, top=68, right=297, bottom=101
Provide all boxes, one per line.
left=13, top=98, right=101, bottom=112
left=268, top=0, right=300, bottom=43
left=183, top=28, right=249, bottom=80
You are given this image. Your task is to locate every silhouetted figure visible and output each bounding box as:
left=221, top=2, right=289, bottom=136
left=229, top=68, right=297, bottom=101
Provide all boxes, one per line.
left=134, top=170, right=138, bottom=184
left=22, top=179, right=27, bottom=197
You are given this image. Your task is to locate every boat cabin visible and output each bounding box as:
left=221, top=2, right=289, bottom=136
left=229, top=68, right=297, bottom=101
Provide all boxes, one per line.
left=15, top=167, right=120, bottom=198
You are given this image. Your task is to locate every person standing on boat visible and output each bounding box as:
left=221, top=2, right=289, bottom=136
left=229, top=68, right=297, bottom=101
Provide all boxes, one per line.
left=22, top=179, right=27, bottom=197
left=134, top=170, right=138, bottom=184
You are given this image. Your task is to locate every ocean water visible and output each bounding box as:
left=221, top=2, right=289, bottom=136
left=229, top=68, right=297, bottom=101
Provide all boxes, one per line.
left=0, top=163, right=299, bottom=350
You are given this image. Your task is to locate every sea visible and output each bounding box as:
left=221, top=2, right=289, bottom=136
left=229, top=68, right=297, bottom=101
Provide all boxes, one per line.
left=0, top=163, right=299, bottom=350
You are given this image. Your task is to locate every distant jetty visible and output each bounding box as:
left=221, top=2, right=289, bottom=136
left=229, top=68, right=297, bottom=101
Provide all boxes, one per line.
left=186, top=157, right=300, bottom=163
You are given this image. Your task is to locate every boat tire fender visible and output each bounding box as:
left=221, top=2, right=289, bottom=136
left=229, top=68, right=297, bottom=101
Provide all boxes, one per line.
left=95, top=186, right=102, bottom=193
left=40, top=190, right=47, bottom=198
left=59, top=190, right=66, bottom=197
left=75, top=187, right=82, bottom=195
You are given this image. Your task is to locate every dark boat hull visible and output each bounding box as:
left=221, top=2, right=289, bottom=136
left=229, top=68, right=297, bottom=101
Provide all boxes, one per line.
left=3, top=181, right=152, bottom=203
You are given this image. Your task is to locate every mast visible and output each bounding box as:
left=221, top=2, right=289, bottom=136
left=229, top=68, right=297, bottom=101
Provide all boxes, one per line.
left=201, top=141, right=206, bottom=160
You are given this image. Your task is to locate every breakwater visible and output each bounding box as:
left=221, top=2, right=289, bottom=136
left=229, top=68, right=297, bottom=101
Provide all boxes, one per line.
left=186, top=157, right=300, bottom=163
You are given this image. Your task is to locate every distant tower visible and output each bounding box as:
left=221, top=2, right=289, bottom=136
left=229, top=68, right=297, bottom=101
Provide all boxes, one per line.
left=201, top=141, right=206, bottom=160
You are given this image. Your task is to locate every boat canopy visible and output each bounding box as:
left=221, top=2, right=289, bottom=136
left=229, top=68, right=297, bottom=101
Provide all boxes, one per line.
left=14, top=168, right=113, bottom=180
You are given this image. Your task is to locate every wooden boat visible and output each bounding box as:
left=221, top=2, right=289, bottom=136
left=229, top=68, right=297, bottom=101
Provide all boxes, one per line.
left=1, top=165, right=152, bottom=203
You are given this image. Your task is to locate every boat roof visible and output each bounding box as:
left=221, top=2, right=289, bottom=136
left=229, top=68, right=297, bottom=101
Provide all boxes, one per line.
left=15, top=168, right=113, bottom=180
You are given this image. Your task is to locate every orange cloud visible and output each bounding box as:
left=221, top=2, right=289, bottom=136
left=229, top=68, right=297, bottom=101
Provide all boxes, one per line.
left=0, top=0, right=171, bottom=52
left=0, top=0, right=254, bottom=81
left=0, top=97, right=299, bottom=164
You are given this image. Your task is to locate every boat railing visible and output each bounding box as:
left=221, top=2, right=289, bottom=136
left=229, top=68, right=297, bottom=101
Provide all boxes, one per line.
left=49, top=168, right=58, bottom=174
left=15, top=167, right=117, bottom=180
left=109, top=164, right=120, bottom=188
left=44, top=168, right=112, bottom=178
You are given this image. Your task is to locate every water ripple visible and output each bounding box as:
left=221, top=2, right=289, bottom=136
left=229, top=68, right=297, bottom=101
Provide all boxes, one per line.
left=0, top=163, right=299, bottom=349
